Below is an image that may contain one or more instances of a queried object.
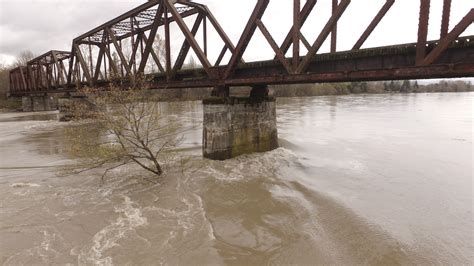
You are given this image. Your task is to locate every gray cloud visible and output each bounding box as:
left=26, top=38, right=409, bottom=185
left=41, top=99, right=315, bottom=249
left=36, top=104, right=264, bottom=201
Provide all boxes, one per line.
left=0, top=0, right=137, bottom=56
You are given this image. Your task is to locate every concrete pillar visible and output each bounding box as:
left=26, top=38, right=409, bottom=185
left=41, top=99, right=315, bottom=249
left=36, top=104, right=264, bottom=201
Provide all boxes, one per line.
left=58, top=97, right=75, bottom=121
left=203, top=85, right=278, bottom=160
left=211, top=85, right=230, bottom=98
left=33, top=97, right=43, bottom=111
left=32, top=97, right=46, bottom=111
left=22, top=97, right=33, bottom=112
left=22, top=96, right=55, bottom=112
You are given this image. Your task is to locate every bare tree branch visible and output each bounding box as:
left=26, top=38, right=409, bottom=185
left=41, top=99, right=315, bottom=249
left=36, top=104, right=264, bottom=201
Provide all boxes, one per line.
left=64, top=81, right=183, bottom=180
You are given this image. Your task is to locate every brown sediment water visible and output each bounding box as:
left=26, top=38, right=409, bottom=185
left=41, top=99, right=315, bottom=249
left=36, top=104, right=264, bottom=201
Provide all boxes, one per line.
left=0, top=93, right=472, bottom=265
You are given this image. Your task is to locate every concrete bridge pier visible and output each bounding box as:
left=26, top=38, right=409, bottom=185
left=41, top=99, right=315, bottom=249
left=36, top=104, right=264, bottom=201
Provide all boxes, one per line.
left=203, top=84, right=279, bottom=160
left=22, top=95, right=57, bottom=112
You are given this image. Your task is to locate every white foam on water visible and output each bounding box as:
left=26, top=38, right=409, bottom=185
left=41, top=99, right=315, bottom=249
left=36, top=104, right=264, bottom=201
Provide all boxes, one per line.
left=144, top=197, right=196, bottom=238
left=77, top=196, right=148, bottom=266
left=10, top=182, right=41, bottom=188
left=202, top=147, right=302, bottom=183
left=143, top=182, right=216, bottom=245
left=193, top=193, right=216, bottom=241
left=204, top=166, right=244, bottom=182
left=98, top=188, right=113, bottom=199
left=24, top=120, right=61, bottom=130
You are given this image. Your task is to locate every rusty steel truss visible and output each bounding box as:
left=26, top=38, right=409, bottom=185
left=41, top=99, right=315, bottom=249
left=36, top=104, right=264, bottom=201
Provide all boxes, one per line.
left=9, top=50, right=71, bottom=94
left=9, top=0, right=474, bottom=96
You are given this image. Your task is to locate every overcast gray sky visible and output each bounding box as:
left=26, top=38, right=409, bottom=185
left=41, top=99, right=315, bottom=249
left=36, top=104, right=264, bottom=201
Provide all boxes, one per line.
left=0, top=0, right=473, bottom=65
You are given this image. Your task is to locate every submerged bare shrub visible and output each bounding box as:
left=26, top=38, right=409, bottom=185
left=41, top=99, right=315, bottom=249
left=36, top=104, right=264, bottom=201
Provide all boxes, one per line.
left=66, top=84, right=184, bottom=181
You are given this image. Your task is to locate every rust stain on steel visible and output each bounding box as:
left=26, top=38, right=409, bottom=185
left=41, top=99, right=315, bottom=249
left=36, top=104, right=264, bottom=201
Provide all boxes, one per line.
left=331, top=0, right=338, bottom=53
left=441, top=0, right=452, bottom=38
left=422, top=9, right=474, bottom=65
left=416, top=0, right=431, bottom=64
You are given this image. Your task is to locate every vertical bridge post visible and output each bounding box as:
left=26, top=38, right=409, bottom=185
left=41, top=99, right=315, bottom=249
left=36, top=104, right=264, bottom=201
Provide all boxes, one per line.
left=203, top=84, right=278, bottom=160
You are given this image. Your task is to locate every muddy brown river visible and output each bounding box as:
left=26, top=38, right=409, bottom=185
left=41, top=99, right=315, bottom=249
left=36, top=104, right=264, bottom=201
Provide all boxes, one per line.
left=0, top=93, right=472, bottom=265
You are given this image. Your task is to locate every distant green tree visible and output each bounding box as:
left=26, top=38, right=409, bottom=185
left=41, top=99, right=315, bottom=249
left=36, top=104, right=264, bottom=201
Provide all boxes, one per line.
left=348, top=82, right=365, bottom=93
left=388, top=80, right=396, bottom=91
left=440, top=80, right=449, bottom=88
left=400, top=80, right=411, bottom=93
left=360, top=82, right=368, bottom=93
left=414, top=81, right=419, bottom=89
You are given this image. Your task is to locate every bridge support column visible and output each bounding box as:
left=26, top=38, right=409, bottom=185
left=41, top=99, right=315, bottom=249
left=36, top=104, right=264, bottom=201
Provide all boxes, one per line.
left=211, top=85, right=230, bottom=98
left=203, top=85, right=278, bottom=160
left=22, top=97, right=33, bottom=112
left=22, top=96, right=56, bottom=112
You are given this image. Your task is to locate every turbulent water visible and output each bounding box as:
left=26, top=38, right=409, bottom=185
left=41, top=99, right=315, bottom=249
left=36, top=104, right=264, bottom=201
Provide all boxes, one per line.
left=0, top=93, right=472, bottom=265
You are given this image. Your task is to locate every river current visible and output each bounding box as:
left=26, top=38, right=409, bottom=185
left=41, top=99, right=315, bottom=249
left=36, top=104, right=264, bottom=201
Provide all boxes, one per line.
left=0, top=93, right=472, bottom=265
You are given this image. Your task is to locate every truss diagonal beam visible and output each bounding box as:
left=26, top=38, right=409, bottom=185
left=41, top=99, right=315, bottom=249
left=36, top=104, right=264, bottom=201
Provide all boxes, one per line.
left=422, top=9, right=474, bottom=65
left=94, top=32, right=107, bottom=81
left=256, top=19, right=293, bottom=74
left=441, top=0, right=452, bottom=38
left=105, top=27, right=132, bottom=78
left=296, top=0, right=351, bottom=74
left=184, top=2, right=240, bottom=62
left=352, top=0, right=395, bottom=50
left=293, top=0, right=301, bottom=68
left=300, top=31, right=311, bottom=50
left=104, top=38, right=119, bottom=76
left=331, top=0, right=338, bottom=52
left=19, top=67, right=27, bottom=90
left=416, top=0, right=431, bottom=64
left=278, top=0, right=317, bottom=58
left=138, top=5, right=164, bottom=73
left=224, top=0, right=270, bottom=79
left=202, top=5, right=239, bottom=58
left=51, top=51, right=66, bottom=85
left=74, top=43, right=93, bottom=85
left=141, top=34, right=165, bottom=73
left=171, top=13, right=204, bottom=79
left=165, top=0, right=212, bottom=77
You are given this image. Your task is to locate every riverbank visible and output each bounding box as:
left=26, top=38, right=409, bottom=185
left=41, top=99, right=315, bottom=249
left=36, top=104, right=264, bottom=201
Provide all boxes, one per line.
left=270, top=80, right=473, bottom=97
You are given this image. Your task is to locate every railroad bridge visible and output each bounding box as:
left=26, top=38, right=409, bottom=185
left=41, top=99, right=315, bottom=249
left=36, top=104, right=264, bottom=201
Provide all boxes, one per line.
left=8, top=0, right=474, bottom=159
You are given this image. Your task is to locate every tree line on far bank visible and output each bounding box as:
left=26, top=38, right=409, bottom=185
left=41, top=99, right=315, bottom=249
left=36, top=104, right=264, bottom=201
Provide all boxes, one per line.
left=271, top=80, right=473, bottom=98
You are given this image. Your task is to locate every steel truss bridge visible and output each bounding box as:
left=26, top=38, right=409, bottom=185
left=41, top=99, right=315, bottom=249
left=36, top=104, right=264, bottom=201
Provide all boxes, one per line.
left=8, top=0, right=474, bottom=96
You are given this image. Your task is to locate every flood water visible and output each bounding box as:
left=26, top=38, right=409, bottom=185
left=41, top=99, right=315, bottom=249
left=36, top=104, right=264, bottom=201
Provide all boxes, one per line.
left=0, top=93, right=472, bottom=265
